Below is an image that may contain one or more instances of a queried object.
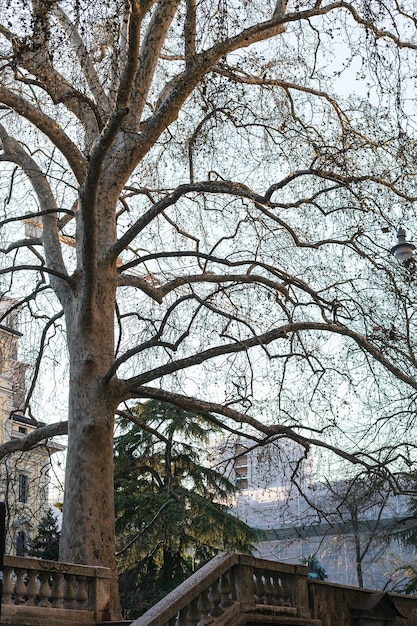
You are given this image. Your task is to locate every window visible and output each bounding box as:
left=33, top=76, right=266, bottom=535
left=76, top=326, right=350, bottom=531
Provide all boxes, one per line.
left=234, top=447, right=248, bottom=489
left=235, top=464, right=248, bottom=489
left=18, top=426, right=27, bottom=434
left=18, top=474, right=28, bottom=504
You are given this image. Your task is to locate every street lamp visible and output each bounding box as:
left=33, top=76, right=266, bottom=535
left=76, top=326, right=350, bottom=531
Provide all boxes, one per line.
left=391, top=227, right=416, bottom=263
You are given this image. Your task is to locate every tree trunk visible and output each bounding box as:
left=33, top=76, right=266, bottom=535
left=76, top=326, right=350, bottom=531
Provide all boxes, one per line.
left=353, top=522, right=364, bottom=589
left=58, top=238, right=122, bottom=618
left=59, top=376, right=120, bottom=618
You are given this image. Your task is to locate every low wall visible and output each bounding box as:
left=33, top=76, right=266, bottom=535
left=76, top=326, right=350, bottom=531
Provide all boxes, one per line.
left=309, top=579, right=417, bottom=626
left=132, top=554, right=417, bottom=626
left=3, top=553, right=417, bottom=626
left=1, top=554, right=112, bottom=625
left=130, top=552, right=316, bottom=626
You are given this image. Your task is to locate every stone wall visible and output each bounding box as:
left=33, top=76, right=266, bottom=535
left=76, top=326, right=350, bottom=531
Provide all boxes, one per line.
left=309, top=579, right=417, bottom=626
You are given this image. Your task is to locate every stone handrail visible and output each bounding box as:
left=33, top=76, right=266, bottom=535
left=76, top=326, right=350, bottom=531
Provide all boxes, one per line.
left=1, top=554, right=112, bottom=625
left=131, top=552, right=314, bottom=626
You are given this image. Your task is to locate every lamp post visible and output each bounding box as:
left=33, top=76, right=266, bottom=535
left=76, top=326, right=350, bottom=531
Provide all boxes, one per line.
left=391, top=227, right=416, bottom=263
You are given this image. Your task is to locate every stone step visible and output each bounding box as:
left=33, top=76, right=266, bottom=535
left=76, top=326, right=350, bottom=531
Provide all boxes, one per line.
left=240, top=615, right=322, bottom=626
left=241, top=604, right=322, bottom=625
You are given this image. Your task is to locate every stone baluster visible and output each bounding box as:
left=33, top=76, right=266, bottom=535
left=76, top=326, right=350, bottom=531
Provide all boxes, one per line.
left=219, top=572, right=233, bottom=608
left=64, top=573, right=76, bottom=609
left=38, top=571, right=52, bottom=607
left=51, top=571, right=65, bottom=608
left=263, top=572, right=275, bottom=605
left=269, top=571, right=282, bottom=605
left=14, top=568, right=27, bottom=605
left=75, top=575, right=88, bottom=609
left=0, top=555, right=310, bottom=626
left=280, top=575, right=292, bottom=606
left=197, top=588, right=213, bottom=626
left=208, top=579, right=223, bottom=617
left=2, top=566, right=14, bottom=604
left=186, top=597, right=200, bottom=626
left=175, top=605, right=189, bottom=626
left=25, top=568, right=39, bottom=606
left=1, top=556, right=114, bottom=621
left=253, top=569, right=266, bottom=604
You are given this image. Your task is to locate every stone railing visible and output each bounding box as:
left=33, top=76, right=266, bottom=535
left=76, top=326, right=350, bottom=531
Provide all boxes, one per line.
left=1, top=554, right=112, bottom=625
left=131, top=552, right=319, bottom=626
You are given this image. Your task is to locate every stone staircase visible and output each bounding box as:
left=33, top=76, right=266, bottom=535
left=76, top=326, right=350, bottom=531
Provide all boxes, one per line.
left=4, top=552, right=417, bottom=626
left=130, top=553, right=321, bottom=626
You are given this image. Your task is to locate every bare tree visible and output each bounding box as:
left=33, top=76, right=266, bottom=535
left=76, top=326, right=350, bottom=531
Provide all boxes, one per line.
left=1, top=0, right=417, bottom=617
left=323, top=475, right=403, bottom=589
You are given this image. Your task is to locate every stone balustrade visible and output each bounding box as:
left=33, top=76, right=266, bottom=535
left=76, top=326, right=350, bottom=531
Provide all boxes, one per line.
left=3, top=552, right=417, bottom=626
left=131, top=552, right=317, bottom=626
left=1, top=554, right=112, bottom=625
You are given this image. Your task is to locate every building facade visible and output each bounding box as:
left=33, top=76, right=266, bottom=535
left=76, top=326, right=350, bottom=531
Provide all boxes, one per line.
left=214, top=435, right=415, bottom=592
left=0, top=300, right=62, bottom=555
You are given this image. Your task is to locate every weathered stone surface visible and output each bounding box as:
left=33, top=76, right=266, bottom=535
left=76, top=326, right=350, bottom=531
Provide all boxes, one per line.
left=3, top=553, right=417, bottom=626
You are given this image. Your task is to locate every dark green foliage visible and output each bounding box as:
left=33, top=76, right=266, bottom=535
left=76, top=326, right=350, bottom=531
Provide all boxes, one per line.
left=388, top=497, right=417, bottom=594
left=28, top=508, right=61, bottom=561
left=395, top=499, right=417, bottom=548
left=393, top=566, right=417, bottom=595
left=114, top=400, right=257, bottom=618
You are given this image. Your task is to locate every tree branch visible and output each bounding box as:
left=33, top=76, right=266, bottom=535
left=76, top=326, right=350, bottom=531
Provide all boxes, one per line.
left=9, top=4, right=100, bottom=133
left=0, top=87, right=86, bottom=182
left=23, top=311, right=64, bottom=413
left=51, top=5, right=110, bottom=119
left=184, top=0, right=197, bottom=66
left=0, top=265, right=74, bottom=284
left=118, top=321, right=417, bottom=394
left=123, top=386, right=382, bottom=470
left=111, top=180, right=260, bottom=257
left=130, top=0, right=180, bottom=125
left=0, top=421, right=67, bottom=461
left=116, top=499, right=175, bottom=556
left=0, top=125, right=72, bottom=301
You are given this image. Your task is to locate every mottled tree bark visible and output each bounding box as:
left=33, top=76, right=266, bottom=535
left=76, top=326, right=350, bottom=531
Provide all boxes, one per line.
left=1, top=1, right=417, bottom=619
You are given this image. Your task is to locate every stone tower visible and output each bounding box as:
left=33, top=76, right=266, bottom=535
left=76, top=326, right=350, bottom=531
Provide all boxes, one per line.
left=0, top=299, right=62, bottom=555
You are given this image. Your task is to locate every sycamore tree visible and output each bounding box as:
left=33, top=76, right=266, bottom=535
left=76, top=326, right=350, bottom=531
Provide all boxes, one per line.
left=2, top=0, right=417, bottom=618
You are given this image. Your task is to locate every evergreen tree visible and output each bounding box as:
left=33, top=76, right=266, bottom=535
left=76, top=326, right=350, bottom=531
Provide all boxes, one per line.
left=389, top=497, right=417, bottom=594
left=114, top=400, right=257, bottom=618
left=28, top=508, right=61, bottom=561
